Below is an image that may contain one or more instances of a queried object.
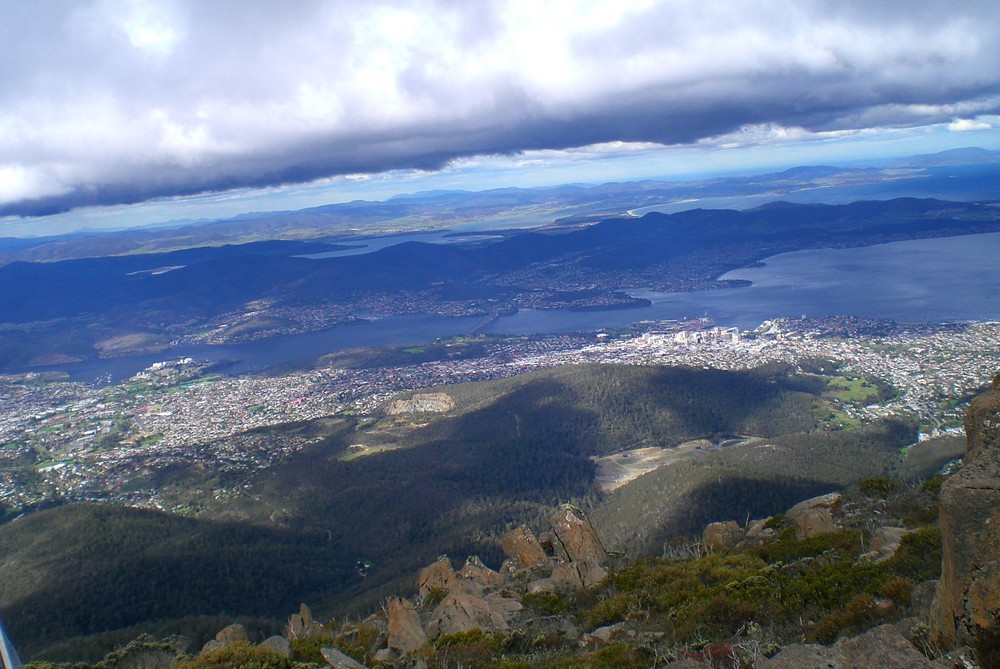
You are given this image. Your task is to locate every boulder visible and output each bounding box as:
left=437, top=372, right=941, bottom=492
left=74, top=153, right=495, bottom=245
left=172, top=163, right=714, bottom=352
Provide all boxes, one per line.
left=787, top=492, right=841, bottom=539
left=320, top=646, right=369, bottom=669
left=760, top=627, right=937, bottom=669
left=910, top=579, right=939, bottom=619
left=386, top=597, right=427, bottom=654
left=931, top=373, right=1000, bottom=650
left=860, top=526, right=911, bottom=562
left=702, top=521, right=745, bottom=551
left=501, top=525, right=548, bottom=569
left=458, top=556, right=503, bottom=590
left=745, top=518, right=775, bottom=545
left=427, top=592, right=508, bottom=638
left=547, top=505, right=608, bottom=565
left=484, top=593, right=524, bottom=621
left=931, top=646, right=979, bottom=668
left=214, top=623, right=249, bottom=647
left=756, top=643, right=843, bottom=669
left=199, top=640, right=225, bottom=655
left=526, top=577, right=559, bottom=594
left=835, top=623, right=934, bottom=668
left=288, top=603, right=324, bottom=639
left=664, top=660, right=712, bottom=669
left=548, top=557, right=608, bottom=591
left=418, top=556, right=457, bottom=598
left=259, top=636, right=292, bottom=659
left=109, top=647, right=178, bottom=669
left=589, top=623, right=622, bottom=643
left=373, top=648, right=398, bottom=665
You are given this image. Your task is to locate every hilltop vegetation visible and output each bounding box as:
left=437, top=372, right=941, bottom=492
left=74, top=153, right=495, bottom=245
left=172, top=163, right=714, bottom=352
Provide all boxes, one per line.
left=0, top=362, right=947, bottom=661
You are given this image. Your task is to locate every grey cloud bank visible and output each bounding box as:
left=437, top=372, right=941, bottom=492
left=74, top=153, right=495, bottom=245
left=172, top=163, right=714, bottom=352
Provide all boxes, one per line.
left=1, top=0, right=999, bottom=217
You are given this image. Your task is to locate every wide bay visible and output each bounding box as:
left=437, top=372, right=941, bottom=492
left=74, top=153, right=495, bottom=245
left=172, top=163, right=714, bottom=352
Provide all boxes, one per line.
left=45, top=230, right=1000, bottom=383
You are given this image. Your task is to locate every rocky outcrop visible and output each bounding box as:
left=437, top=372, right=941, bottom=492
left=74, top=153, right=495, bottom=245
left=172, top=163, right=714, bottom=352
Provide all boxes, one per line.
left=427, top=592, right=509, bottom=638
left=759, top=624, right=934, bottom=669
left=418, top=556, right=457, bottom=598
left=501, top=525, right=548, bottom=569
left=787, top=492, right=841, bottom=539
left=745, top=517, right=776, bottom=545
left=860, top=526, right=911, bottom=563
left=458, top=555, right=503, bottom=590
left=200, top=623, right=248, bottom=654
left=320, top=646, right=369, bottom=669
left=702, top=520, right=745, bottom=551
left=836, top=624, right=935, bottom=668
left=215, top=623, right=248, bottom=646
left=756, top=643, right=841, bottom=669
left=386, top=597, right=427, bottom=653
left=545, top=505, right=608, bottom=565
left=288, top=602, right=324, bottom=639
left=931, top=373, right=1000, bottom=650
left=259, top=636, right=292, bottom=659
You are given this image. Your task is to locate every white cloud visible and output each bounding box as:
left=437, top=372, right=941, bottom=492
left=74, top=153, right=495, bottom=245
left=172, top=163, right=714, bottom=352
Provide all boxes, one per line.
left=1, top=0, right=999, bottom=217
left=948, top=118, right=994, bottom=132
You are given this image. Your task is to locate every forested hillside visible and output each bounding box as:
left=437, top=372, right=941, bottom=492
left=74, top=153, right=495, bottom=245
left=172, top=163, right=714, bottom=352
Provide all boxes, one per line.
left=0, top=363, right=942, bottom=660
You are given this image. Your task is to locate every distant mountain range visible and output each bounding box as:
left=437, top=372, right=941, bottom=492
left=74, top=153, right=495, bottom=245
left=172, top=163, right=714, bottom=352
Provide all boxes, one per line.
left=1, top=196, right=999, bottom=371
left=2, top=147, right=999, bottom=267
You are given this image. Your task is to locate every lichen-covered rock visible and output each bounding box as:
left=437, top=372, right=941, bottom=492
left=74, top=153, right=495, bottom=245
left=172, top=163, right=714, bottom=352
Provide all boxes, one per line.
left=199, top=640, right=225, bottom=655
left=386, top=597, right=427, bottom=654
left=548, top=559, right=608, bottom=591
left=526, top=577, right=559, bottom=594
left=588, top=623, right=622, bottom=643
left=910, top=579, right=939, bottom=619
left=259, top=636, right=292, bottom=659
left=458, top=556, right=503, bottom=590
left=931, top=373, right=1000, bottom=650
left=548, top=505, right=608, bottom=566
left=860, top=526, right=911, bottom=562
left=756, top=643, right=842, bottom=669
left=835, top=623, right=934, bottom=668
left=745, top=517, right=775, bottom=545
left=427, top=592, right=508, bottom=638
left=501, top=525, right=548, bottom=569
left=702, top=520, right=745, bottom=551
left=418, top=556, right=457, bottom=598
left=787, top=492, right=841, bottom=539
left=214, top=623, right=248, bottom=647
left=320, top=646, right=369, bottom=669
left=484, top=593, right=523, bottom=621
left=288, top=603, right=324, bottom=639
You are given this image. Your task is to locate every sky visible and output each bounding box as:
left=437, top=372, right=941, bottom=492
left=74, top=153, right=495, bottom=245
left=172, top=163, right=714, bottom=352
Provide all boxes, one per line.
left=2, top=0, right=1000, bottom=236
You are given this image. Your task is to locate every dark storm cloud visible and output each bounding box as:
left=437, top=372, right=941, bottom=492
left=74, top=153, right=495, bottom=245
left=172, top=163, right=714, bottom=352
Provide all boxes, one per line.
left=1, top=0, right=999, bottom=217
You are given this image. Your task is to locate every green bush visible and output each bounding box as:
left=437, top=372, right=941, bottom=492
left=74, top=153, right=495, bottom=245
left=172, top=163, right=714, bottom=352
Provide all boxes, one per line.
left=883, top=526, right=942, bottom=582
left=753, top=528, right=860, bottom=563
left=173, top=643, right=291, bottom=669
left=522, top=591, right=570, bottom=615
left=859, top=477, right=905, bottom=497
left=542, top=643, right=652, bottom=669
left=289, top=634, right=335, bottom=664
left=810, top=592, right=893, bottom=644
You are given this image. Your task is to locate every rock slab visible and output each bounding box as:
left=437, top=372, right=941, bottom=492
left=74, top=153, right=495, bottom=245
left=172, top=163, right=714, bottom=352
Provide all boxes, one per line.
left=386, top=597, right=427, bottom=654
left=931, top=373, right=1000, bottom=650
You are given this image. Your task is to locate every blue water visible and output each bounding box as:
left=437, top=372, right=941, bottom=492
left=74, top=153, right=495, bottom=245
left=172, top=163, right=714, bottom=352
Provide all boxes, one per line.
left=45, top=230, right=1000, bottom=383
left=485, top=231, right=1000, bottom=333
